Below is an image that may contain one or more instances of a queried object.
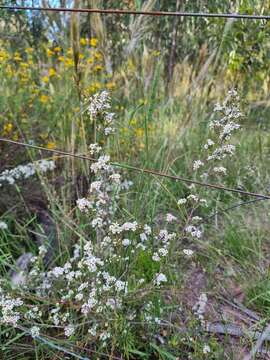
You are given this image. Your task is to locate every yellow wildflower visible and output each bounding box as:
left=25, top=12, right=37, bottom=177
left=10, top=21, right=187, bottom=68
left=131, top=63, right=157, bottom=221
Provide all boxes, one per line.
left=130, top=119, right=137, bottom=126
left=42, top=76, right=49, bottom=83
left=46, top=142, right=56, bottom=149
left=54, top=46, right=61, bottom=52
left=64, top=58, right=74, bottom=67
left=6, top=65, right=14, bottom=77
left=0, top=49, right=9, bottom=62
left=58, top=56, right=65, bottom=62
left=14, top=54, right=22, bottom=62
left=79, top=53, right=84, bottom=60
left=106, top=82, right=116, bottom=90
left=135, top=128, right=144, bottom=137
left=152, top=50, right=161, bottom=57
left=94, top=52, right=102, bottom=60
left=90, top=38, right=98, bottom=47
left=49, top=68, right=56, bottom=77
left=94, top=65, right=103, bottom=72
left=20, top=75, right=30, bottom=84
left=80, top=38, right=88, bottom=46
left=86, top=82, right=102, bottom=94
left=12, top=133, right=19, bottom=141
left=3, top=123, right=13, bottom=134
left=25, top=47, right=34, bottom=54
left=87, top=57, right=94, bottom=64
left=20, top=62, right=29, bottom=68
left=47, top=49, right=54, bottom=57
left=40, top=95, right=49, bottom=104
left=67, top=48, right=73, bottom=56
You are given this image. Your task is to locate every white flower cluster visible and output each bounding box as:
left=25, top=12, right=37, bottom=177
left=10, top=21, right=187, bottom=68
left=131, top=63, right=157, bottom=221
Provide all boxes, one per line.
left=154, top=273, right=167, bottom=286
left=0, top=221, right=8, bottom=230
left=0, top=289, right=23, bottom=326
left=185, top=225, right=202, bottom=239
left=87, top=91, right=115, bottom=136
left=0, top=91, right=173, bottom=344
left=152, top=229, right=175, bottom=262
left=30, top=326, right=40, bottom=338
left=193, top=89, right=242, bottom=178
left=178, top=195, right=207, bottom=207
left=0, top=159, right=55, bottom=187
left=87, top=90, right=111, bottom=117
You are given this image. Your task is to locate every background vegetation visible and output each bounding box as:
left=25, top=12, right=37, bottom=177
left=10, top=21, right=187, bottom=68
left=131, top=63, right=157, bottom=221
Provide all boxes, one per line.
left=0, top=1, right=270, bottom=359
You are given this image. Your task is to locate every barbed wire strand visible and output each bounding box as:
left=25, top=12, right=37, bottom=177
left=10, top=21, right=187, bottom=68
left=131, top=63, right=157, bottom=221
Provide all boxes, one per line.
left=0, top=5, right=270, bottom=20
left=1, top=138, right=269, bottom=200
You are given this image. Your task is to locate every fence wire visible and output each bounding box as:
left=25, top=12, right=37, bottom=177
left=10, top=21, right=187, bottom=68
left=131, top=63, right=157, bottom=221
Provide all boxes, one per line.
left=1, top=138, right=269, bottom=200
left=0, top=5, right=270, bottom=20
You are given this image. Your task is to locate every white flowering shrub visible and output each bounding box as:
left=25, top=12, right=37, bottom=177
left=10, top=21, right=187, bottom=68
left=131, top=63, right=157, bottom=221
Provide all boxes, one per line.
left=193, top=89, right=242, bottom=180
left=0, top=91, right=175, bottom=352
left=0, top=159, right=56, bottom=188
left=175, top=90, right=244, bottom=255
left=0, top=90, right=245, bottom=357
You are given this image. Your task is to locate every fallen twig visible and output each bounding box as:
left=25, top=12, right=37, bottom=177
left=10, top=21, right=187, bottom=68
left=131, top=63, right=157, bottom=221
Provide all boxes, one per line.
left=205, top=321, right=270, bottom=341
left=244, top=323, right=270, bottom=360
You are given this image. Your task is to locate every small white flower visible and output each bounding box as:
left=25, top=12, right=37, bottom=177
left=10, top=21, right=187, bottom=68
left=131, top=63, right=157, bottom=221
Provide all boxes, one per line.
left=110, top=173, right=121, bottom=184
left=51, top=267, right=64, bottom=278
left=121, top=221, right=138, bottom=232
left=109, top=223, right=122, bottom=234
left=0, top=221, right=8, bottom=230
left=203, top=139, right=215, bottom=149
left=166, top=213, right=177, bottom=223
left=191, top=216, right=202, bottom=222
left=144, top=224, right=152, bottom=235
left=213, top=166, right=227, bottom=175
left=30, top=326, right=40, bottom=338
left=203, top=344, right=211, bottom=354
left=193, top=160, right=204, bottom=171
left=75, top=293, right=84, bottom=301
left=115, top=280, right=126, bottom=292
left=200, top=199, right=208, bottom=206
left=183, top=249, right=194, bottom=256
left=90, top=181, right=102, bottom=192
left=122, top=238, right=130, bottom=247
left=38, top=245, right=47, bottom=257
left=88, top=324, right=97, bottom=336
left=64, top=325, right=75, bottom=337
left=158, top=248, right=168, bottom=257
left=187, top=194, right=199, bottom=202
left=140, top=233, right=147, bottom=242
left=90, top=155, right=110, bottom=174
left=155, top=273, right=167, bottom=286
left=104, top=127, right=114, bottom=135
left=89, top=143, right=102, bottom=155
left=185, top=225, right=202, bottom=238
left=100, top=331, right=111, bottom=341
left=91, top=217, right=103, bottom=228
left=177, top=198, right=187, bottom=205
left=152, top=253, right=161, bottom=262
left=76, top=197, right=92, bottom=212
